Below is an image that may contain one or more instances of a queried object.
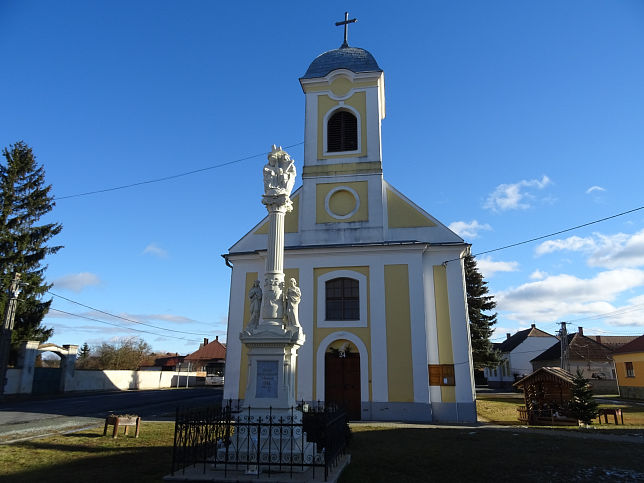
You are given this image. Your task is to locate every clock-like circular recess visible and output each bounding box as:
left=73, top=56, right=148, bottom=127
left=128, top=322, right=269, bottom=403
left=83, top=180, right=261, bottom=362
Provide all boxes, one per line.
left=325, top=186, right=360, bottom=220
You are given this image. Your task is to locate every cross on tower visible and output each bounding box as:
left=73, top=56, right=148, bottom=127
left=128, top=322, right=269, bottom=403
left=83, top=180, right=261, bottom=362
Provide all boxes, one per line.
left=335, top=11, right=357, bottom=48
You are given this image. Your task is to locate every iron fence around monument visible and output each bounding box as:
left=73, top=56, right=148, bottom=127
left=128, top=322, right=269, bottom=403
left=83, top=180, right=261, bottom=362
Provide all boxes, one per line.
left=171, top=400, right=349, bottom=480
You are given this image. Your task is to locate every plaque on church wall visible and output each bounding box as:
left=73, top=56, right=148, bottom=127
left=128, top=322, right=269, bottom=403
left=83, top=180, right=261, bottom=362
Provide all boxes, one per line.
left=256, top=360, right=279, bottom=398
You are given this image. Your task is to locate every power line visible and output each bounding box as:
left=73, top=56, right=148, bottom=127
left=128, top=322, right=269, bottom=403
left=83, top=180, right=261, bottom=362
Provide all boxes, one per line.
left=563, top=302, right=644, bottom=324
left=47, top=291, right=211, bottom=336
left=55, top=142, right=304, bottom=200
left=49, top=308, right=202, bottom=343
left=443, top=203, right=644, bottom=264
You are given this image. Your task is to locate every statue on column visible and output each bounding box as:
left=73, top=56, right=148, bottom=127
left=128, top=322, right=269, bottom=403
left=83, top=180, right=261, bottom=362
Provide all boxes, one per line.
left=247, top=280, right=262, bottom=331
left=285, top=278, right=301, bottom=330
left=263, top=145, right=296, bottom=199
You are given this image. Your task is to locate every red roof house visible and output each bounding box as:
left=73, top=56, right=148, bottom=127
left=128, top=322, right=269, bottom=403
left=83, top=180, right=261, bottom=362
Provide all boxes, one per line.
left=184, top=337, right=226, bottom=385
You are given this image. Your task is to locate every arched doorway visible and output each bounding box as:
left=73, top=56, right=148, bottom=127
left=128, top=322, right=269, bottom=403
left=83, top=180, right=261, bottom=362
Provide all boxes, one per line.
left=324, top=340, right=361, bottom=420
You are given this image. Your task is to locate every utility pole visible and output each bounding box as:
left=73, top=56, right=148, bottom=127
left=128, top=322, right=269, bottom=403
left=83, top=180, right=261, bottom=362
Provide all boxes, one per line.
left=0, top=273, right=22, bottom=395
left=559, top=321, right=569, bottom=372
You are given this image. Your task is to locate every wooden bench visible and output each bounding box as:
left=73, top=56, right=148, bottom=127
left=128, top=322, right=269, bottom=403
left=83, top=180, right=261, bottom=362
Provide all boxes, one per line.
left=597, top=407, right=624, bottom=425
left=103, top=414, right=141, bottom=438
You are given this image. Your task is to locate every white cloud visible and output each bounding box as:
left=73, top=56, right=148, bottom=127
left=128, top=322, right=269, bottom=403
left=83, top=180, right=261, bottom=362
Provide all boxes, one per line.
left=46, top=309, right=197, bottom=326
left=536, top=236, right=597, bottom=256
left=448, top=220, right=492, bottom=239
left=535, top=229, right=644, bottom=269
left=586, top=185, right=606, bottom=194
left=484, top=175, right=551, bottom=212
left=136, top=313, right=195, bottom=324
left=496, top=268, right=644, bottom=323
left=588, top=231, right=644, bottom=269
left=143, top=243, right=168, bottom=258
left=52, top=272, right=101, bottom=293
left=529, top=270, right=548, bottom=280
left=476, top=256, right=519, bottom=277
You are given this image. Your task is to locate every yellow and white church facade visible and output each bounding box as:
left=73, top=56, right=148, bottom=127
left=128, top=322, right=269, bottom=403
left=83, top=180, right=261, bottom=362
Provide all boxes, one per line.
left=223, top=43, right=476, bottom=423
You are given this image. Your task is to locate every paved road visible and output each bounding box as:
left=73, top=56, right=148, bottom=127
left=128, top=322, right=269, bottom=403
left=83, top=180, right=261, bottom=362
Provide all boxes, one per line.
left=0, top=387, right=223, bottom=442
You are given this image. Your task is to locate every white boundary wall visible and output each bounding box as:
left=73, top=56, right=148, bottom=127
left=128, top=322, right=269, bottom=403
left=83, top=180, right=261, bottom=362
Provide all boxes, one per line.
left=5, top=368, right=197, bottom=394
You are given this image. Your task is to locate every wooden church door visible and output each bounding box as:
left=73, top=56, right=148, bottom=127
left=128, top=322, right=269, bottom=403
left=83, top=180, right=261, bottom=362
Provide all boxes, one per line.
left=325, top=350, right=361, bottom=420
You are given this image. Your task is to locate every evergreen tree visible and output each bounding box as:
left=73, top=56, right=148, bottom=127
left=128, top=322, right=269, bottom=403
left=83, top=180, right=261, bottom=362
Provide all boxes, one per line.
left=76, top=342, right=91, bottom=368
left=568, top=370, right=598, bottom=424
left=0, top=141, right=62, bottom=356
left=465, top=255, right=502, bottom=370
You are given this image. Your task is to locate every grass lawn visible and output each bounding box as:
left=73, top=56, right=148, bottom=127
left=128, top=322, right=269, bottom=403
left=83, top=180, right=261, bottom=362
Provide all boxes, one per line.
left=340, top=425, right=644, bottom=482
left=0, top=422, right=174, bottom=483
left=2, top=407, right=644, bottom=482
left=477, top=393, right=644, bottom=429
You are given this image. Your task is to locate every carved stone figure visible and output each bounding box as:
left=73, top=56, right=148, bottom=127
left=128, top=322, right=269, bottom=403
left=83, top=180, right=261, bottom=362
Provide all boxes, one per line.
left=261, top=276, right=284, bottom=320
left=247, top=280, right=262, bottom=330
left=263, top=145, right=296, bottom=198
left=285, top=278, right=301, bottom=329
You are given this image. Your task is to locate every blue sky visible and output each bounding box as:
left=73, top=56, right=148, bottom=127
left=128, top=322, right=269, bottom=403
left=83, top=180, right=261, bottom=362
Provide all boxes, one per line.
left=2, top=1, right=644, bottom=354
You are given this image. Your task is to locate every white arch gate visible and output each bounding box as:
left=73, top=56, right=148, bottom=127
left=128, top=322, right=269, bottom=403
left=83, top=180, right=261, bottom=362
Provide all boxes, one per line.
left=16, top=341, right=78, bottom=394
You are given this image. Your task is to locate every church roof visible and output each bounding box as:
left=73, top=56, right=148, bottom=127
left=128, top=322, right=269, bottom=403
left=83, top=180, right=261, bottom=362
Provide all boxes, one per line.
left=302, top=46, right=382, bottom=79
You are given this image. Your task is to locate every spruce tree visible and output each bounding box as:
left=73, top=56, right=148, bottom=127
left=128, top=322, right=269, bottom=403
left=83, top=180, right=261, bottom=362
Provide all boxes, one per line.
left=569, top=370, right=598, bottom=424
left=465, top=254, right=502, bottom=370
left=76, top=342, right=91, bottom=368
left=0, top=141, right=62, bottom=356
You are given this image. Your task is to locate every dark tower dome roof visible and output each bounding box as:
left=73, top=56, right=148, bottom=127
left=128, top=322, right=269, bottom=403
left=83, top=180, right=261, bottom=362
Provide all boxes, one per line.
left=302, top=46, right=382, bottom=79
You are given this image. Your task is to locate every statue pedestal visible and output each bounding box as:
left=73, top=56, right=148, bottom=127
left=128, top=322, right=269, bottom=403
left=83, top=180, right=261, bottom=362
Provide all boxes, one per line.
left=240, top=324, right=304, bottom=416
left=233, top=325, right=312, bottom=474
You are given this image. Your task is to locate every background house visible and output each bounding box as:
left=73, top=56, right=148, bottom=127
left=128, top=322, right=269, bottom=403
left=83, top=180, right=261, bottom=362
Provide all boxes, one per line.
left=184, top=337, right=226, bottom=385
left=585, top=335, right=638, bottom=351
left=613, top=334, right=644, bottom=400
left=485, top=324, right=558, bottom=389
left=531, top=327, right=616, bottom=394
left=139, top=353, right=185, bottom=371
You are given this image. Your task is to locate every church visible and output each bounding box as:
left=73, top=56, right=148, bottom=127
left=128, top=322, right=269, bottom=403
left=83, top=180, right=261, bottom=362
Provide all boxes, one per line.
left=223, top=33, right=476, bottom=423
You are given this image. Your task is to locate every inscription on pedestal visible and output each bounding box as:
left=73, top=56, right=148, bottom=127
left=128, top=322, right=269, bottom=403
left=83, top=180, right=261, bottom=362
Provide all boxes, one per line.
left=256, top=360, right=279, bottom=398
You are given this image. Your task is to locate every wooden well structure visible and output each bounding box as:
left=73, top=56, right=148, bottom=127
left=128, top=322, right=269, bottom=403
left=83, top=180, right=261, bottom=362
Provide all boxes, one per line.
left=513, top=367, right=577, bottom=425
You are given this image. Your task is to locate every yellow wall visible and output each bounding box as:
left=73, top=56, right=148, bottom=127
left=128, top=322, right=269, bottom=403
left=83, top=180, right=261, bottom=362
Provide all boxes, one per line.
left=433, top=265, right=455, bottom=402
left=317, top=92, right=367, bottom=159
left=387, top=187, right=436, bottom=228
left=614, top=352, right=644, bottom=387
left=316, top=181, right=368, bottom=223
left=313, top=266, right=371, bottom=401
left=384, top=264, right=414, bottom=402
left=254, top=194, right=299, bottom=234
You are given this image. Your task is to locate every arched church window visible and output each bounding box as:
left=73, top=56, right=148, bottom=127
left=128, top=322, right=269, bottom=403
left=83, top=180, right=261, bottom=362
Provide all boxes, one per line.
left=327, top=110, right=358, bottom=152
left=325, top=277, right=359, bottom=320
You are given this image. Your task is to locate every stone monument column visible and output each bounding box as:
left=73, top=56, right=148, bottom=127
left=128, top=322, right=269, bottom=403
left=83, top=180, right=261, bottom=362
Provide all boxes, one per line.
left=239, top=145, right=304, bottom=415
left=259, top=194, right=290, bottom=327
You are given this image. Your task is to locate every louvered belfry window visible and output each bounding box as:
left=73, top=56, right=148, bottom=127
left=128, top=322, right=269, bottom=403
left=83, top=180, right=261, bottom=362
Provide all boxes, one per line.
left=327, top=110, right=358, bottom=152
left=325, top=277, right=359, bottom=320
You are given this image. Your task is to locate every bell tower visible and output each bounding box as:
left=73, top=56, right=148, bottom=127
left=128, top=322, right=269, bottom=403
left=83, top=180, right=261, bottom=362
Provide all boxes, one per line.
left=299, top=41, right=385, bottom=178
left=297, top=17, right=387, bottom=245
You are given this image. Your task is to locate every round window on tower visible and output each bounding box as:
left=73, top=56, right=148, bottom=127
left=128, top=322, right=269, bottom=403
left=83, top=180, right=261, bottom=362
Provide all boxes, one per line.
left=325, top=186, right=360, bottom=220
